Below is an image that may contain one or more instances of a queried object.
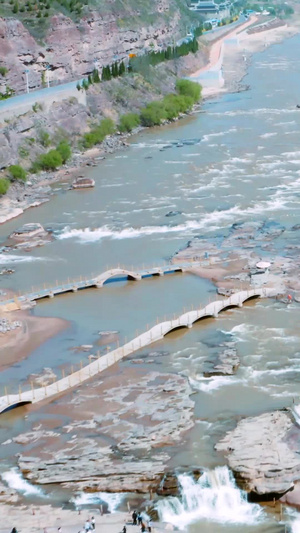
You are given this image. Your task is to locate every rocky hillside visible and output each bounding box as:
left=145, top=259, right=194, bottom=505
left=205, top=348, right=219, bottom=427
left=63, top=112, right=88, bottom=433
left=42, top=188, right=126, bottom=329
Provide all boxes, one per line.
left=0, top=0, right=199, bottom=94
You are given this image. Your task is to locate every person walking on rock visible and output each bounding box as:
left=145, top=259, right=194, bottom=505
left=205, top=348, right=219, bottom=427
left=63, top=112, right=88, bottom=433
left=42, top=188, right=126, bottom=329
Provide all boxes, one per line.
left=85, top=519, right=91, bottom=532
left=132, top=510, right=137, bottom=525
left=148, top=520, right=152, bottom=533
left=91, top=517, right=95, bottom=530
left=137, top=513, right=142, bottom=526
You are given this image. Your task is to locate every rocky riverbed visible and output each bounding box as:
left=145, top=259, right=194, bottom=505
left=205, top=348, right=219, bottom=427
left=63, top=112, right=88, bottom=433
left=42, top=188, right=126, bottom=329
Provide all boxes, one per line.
left=16, top=368, right=195, bottom=494
left=215, top=409, right=300, bottom=502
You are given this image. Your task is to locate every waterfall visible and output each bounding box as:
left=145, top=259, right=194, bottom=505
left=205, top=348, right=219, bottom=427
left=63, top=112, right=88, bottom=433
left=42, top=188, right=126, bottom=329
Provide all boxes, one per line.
left=156, top=466, right=263, bottom=529
left=1, top=468, right=45, bottom=497
left=71, top=491, right=124, bottom=512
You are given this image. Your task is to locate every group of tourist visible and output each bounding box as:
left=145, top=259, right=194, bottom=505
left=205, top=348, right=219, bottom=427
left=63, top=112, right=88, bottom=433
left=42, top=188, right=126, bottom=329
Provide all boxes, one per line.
left=131, top=511, right=152, bottom=532
left=78, top=516, right=96, bottom=532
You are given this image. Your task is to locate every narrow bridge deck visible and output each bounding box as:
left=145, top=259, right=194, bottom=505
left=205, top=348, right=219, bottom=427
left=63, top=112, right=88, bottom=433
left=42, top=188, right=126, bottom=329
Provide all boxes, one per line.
left=0, top=287, right=279, bottom=415
left=0, top=263, right=198, bottom=311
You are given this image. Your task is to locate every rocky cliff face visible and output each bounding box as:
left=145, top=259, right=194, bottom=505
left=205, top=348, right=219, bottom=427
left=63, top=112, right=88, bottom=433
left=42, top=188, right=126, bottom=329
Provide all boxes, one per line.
left=0, top=0, right=193, bottom=94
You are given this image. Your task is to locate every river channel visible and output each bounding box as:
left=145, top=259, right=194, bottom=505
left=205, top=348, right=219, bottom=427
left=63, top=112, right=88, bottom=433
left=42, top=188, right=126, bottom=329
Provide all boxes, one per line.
left=1, top=33, right=300, bottom=532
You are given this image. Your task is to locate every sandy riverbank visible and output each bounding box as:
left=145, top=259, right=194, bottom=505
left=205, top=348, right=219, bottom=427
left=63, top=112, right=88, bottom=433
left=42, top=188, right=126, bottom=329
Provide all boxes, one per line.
left=199, top=15, right=300, bottom=99
left=0, top=308, right=68, bottom=371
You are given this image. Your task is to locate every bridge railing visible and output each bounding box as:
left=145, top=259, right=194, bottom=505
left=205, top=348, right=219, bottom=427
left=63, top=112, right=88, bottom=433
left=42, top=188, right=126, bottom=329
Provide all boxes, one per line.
left=0, top=287, right=277, bottom=412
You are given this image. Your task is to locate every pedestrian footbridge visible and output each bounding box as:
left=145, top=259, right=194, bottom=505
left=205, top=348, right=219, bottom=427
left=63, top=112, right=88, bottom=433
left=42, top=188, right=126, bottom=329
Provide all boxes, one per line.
left=0, top=263, right=196, bottom=312
left=0, top=287, right=278, bottom=415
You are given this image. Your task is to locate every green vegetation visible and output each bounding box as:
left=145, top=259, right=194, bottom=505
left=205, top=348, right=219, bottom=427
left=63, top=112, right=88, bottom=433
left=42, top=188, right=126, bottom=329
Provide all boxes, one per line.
left=140, top=79, right=201, bottom=127
left=81, top=118, right=115, bottom=149
left=0, top=86, right=14, bottom=100
left=140, top=101, right=166, bottom=127
left=0, top=178, right=10, bottom=195
left=32, top=102, right=43, bottom=112
left=56, top=140, right=71, bottom=163
left=129, top=38, right=199, bottom=74
left=8, top=164, right=27, bottom=181
left=0, top=66, right=8, bottom=76
left=38, top=129, right=51, bottom=147
left=176, top=79, right=202, bottom=101
left=118, top=113, right=140, bottom=133
left=35, top=149, right=63, bottom=170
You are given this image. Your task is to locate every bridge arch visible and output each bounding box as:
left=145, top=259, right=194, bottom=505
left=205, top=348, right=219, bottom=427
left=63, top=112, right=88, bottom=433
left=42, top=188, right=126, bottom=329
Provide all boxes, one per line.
left=192, top=314, right=215, bottom=324
left=164, top=325, right=189, bottom=337
left=0, top=400, right=32, bottom=415
left=243, top=294, right=260, bottom=303
left=95, top=269, right=142, bottom=287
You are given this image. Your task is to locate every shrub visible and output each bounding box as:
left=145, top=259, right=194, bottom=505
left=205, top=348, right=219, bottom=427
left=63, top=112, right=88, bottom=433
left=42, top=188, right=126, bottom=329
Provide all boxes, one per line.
left=82, top=118, right=115, bottom=149
left=0, top=66, right=8, bottom=77
left=8, top=165, right=27, bottom=182
left=39, top=129, right=51, bottom=147
left=56, top=141, right=71, bottom=163
left=119, top=113, right=140, bottom=133
left=176, top=79, right=202, bottom=103
left=0, top=178, right=10, bottom=195
left=38, top=149, right=63, bottom=170
left=92, top=68, right=100, bottom=83
left=140, top=101, right=166, bottom=127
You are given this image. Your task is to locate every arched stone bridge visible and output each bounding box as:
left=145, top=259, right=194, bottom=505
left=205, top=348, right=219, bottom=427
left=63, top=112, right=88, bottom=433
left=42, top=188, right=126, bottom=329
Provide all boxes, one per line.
left=0, top=263, right=197, bottom=312
left=0, top=287, right=279, bottom=415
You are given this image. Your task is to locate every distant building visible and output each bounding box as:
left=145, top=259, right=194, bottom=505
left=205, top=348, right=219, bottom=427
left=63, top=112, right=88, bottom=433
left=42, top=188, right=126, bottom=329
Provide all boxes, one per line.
left=189, top=0, right=231, bottom=19
left=190, top=0, right=219, bottom=14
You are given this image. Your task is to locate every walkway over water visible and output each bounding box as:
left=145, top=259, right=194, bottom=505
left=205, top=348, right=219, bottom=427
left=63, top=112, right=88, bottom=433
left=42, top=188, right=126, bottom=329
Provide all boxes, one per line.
left=0, top=263, right=199, bottom=312
left=0, top=287, right=279, bottom=415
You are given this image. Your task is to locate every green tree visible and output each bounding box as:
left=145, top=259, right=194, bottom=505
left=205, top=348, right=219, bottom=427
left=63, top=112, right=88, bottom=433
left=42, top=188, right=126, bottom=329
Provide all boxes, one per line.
left=38, top=149, right=63, bottom=170
left=176, top=79, right=202, bottom=103
left=118, top=61, right=126, bottom=76
left=81, top=78, right=89, bottom=90
left=56, top=141, right=71, bottom=163
left=12, top=1, right=19, bottom=12
left=118, top=113, right=140, bottom=133
left=39, top=129, right=51, bottom=147
left=140, top=101, right=166, bottom=127
left=92, top=68, right=100, bottom=83
left=8, top=165, right=27, bottom=181
left=0, top=178, right=10, bottom=195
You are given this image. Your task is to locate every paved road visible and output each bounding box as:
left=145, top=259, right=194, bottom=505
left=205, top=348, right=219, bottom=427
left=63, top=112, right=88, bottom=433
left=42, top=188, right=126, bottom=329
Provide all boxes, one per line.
left=0, top=18, right=245, bottom=116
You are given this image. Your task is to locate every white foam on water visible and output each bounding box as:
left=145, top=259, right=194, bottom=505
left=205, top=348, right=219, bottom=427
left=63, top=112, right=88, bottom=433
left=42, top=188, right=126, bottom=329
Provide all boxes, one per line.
left=71, top=491, right=123, bottom=512
left=286, top=507, right=300, bottom=532
left=58, top=190, right=290, bottom=244
left=260, top=132, right=278, bottom=139
left=202, top=128, right=237, bottom=142
left=189, top=375, right=243, bottom=393
left=222, top=323, right=257, bottom=341
left=2, top=468, right=44, bottom=497
left=207, top=107, right=297, bottom=117
left=0, top=253, right=45, bottom=265
left=156, top=466, right=264, bottom=529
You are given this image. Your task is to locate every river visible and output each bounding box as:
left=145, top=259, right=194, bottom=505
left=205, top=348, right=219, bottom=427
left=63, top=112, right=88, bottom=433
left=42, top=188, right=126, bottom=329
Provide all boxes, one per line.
left=1, top=32, right=300, bottom=532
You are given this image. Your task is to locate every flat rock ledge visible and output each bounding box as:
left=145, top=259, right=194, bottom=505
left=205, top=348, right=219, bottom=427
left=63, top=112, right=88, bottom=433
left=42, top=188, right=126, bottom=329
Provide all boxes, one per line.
left=203, top=342, right=239, bottom=377
left=17, top=373, right=195, bottom=495
left=215, top=410, right=300, bottom=499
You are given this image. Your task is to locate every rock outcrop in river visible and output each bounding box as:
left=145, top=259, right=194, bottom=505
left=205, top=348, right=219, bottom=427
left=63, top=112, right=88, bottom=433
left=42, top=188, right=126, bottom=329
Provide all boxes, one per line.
left=215, top=410, right=300, bottom=500
left=17, top=370, right=195, bottom=493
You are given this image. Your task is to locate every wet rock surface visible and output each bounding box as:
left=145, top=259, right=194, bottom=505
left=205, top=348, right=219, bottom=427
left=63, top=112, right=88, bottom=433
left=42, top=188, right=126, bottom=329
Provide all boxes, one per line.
left=203, top=342, right=239, bottom=377
left=17, top=370, right=194, bottom=493
left=215, top=410, right=300, bottom=498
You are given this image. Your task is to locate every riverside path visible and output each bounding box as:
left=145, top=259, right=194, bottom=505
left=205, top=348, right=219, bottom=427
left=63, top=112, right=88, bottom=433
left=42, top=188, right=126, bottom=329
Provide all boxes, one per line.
left=0, top=262, right=204, bottom=312
left=0, top=287, right=279, bottom=415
